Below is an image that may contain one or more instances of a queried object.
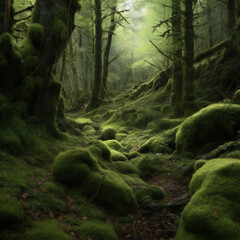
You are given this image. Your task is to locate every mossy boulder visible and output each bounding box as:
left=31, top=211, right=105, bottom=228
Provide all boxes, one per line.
left=76, top=221, right=118, bottom=240
left=176, top=158, right=240, bottom=240
left=105, top=139, right=125, bottom=152
left=233, top=89, right=240, bottom=104
left=101, top=127, right=118, bottom=140
left=52, top=148, right=137, bottom=214
left=110, top=149, right=128, bottom=162
left=52, top=148, right=99, bottom=185
left=83, top=125, right=97, bottom=135
left=28, top=23, right=44, bottom=47
left=176, top=104, right=240, bottom=153
left=0, top=193, right=25, bottom=228
left=25, top=220, right=71, bottom=240
left=88, top=140, right=111, bottom=161
left=114, top=161, right=138, bottom=174
left=115, top=133, right=127, bottom=141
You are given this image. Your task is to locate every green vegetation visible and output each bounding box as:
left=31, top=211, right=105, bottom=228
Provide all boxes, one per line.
left=176, top=158, right=240, bottom=240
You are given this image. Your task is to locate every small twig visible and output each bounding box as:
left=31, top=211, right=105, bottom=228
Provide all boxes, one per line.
left=149, top=40, right=173, bottom=61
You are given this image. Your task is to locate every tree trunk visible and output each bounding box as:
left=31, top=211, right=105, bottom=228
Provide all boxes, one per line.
left=228, top=0, right=237, bottom=34
left=100, top=5, right=117, bottom=99
left=170, top=0, right=183, bottom=117
left=182, top=0, right=196, bottom=116
left=87, top=0, right=102, bottom=110
left=28, top=0, right=79, bottom=131
left=207, top=0, right=213, bottom=48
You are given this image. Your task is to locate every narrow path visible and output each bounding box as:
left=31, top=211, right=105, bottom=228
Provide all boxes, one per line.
left=118, top=177, right=190, bottom=240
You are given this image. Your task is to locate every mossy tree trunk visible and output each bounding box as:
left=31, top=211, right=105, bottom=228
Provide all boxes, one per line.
left=27, top=0, right=80, bottom=131
left=182, top=0, right=196, bottom=116
left=100, top=5, right=117, bottom=100
left=207, top=0, right=213, bottom=48
left=170, top=0, right=183, bottom=117
left=1, top=0, right=14, bottom=34
left=87, top=0, right=102, bottom=110
left=228, top=0, right=237, bottom=34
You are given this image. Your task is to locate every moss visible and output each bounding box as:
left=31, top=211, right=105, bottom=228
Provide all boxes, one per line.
left=135, top=185, right=166, bottom=208
left=193, top=160, right=207, bottom=171
left=137, top=155, right=162, bottom=180
left=28, top=23, right=44, bottom=47
left=0, top=192, right=25, bottom=228
left=101, top=127, right=118, bottom=140
left=76, top=221, right=118, bottom=240
left=83, top=125, right=97, bottom=135
left=25, top=220, right=71, bottom=240
left=52, top=148, right=99, bottom=185
left=88, top=140, right=111, bottom=161
left=114, top=161, right=138, bottom=174
left=110, top=149, right=128, bottom=162
left=129, top=151, right=141, bottom=159
left=82, top=169, right=137, bottom=214
left=115, top=133, right=127, bottom=141
left=0, top=94, right=12, bottom=121
left=43, top=182, right=66, bottom=199
left=52, top=148, right=137, bottom=214
left=176, top=158, right=240, bottom=240
left=105, top=139, right=125, bottom=152
left=54, top=19, right=67, bottom=41
left=20, top=39, right=37, bottom=57
left=176, top=104, right=240, bottom=153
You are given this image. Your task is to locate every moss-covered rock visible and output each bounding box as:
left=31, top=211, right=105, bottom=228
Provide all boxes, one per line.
left=88, top=140, right=111, bottom=161
left=135, top=185, right=166, bottom=208
left=83, top=125, right=97, bottom=135
left=176, top=158, right=240, bottom=240
left=114, top=161, right=138, bottom=174
left=110, top=149, right=128, bottom=162
left=25, top=220, right=71, bottom=240
left=0, top=193, right=25, bottom=228
left=52, top=148, right=137, bottom=214
left=52, top=148, right=99, bottom=185
left=105, top=139, right=125, bottom=152
left=101, top=127, right=118, bottom=140
left=176, top=104, right=240, bottom=153
left=76, top=221, right=118, bottom=240
left=115, top=133, right=127, bottom=141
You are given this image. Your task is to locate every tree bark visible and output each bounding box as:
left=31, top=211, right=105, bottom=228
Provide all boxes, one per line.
left=100, top=5, right=117, bottom=99
left=182, top=0, right=196, bottom=116
left=28, top=0, right=79, bottom=130
left=87, top=0, right=102, bottom=109
left=228, top=0, right=237, bottom=34
left=170, top=0, right=183, bottom=117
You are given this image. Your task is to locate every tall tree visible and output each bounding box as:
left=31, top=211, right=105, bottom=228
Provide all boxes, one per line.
left=228, top=0, right=237, bottom=34
left=182, top=0, right=196, bottom=116
left=100, top=4, right=117, bottom=99
left=170, top=0, right=183, bottom=117
left=87, top=0, right=102, bottom=109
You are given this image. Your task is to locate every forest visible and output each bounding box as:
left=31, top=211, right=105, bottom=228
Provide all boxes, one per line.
left=1, top=0, right=240, bottom=239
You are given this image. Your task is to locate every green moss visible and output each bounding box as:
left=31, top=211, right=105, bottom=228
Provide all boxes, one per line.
left=233, top=89, right=240, bottom=104
left=114, top=161, right=138, bottom=174
left=76, top=221, right=118, bottom=240
left=135, top=185, right=166, bottom=208
left=52, top=148, right=99, bottom=185
left=137, top=154, right=163, bottom=180
left=101, top=127, right=118, bottom=140
left=176, top=104, right=240, bottom=153
left=176, top=158, right=240, bottom=240
left=83, top=125, right=97, bottom=135
left=88, top=140, right=111, bottom=161
left=43, top=182, right=66, bottom=199
left=52, top=148, right=137, bottom=214
left=53, top=19, right=67, bottom=41
left=193, top=160, right=207, bottom=171
left=129, top=151, right=141, bottom=159
left=20, top=39, right=37, bottom=57
left=0, top=192, right=25, bottom=228
left=115, top=133, right=127, bottom=141
left=110, top=149, right=128, bottom=162
left=28, top=23, right=44, bottom=46
left=82, top=169, right=137, bottom=214
left=0, top=94, right=12, bottom=121
left=105, top=140, right=125, bottom=152
left=26, top=220, right=71, bottom=240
